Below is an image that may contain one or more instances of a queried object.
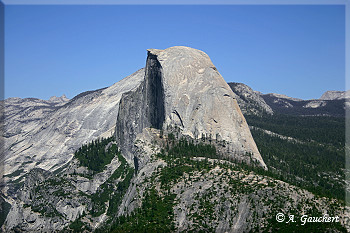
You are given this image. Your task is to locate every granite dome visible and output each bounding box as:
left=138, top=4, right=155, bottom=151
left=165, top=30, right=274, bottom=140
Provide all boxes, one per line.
left=116, top=46, right=267, bottom=169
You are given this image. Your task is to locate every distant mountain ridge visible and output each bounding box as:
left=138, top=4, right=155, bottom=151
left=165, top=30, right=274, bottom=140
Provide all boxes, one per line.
left=228, top=82, right=347, bottom=117
left=48, top=94, right=69, bottom=103
left=227, top=83, right=273, bottom=115
left=264, top=93, right=303, bottom=102
left=320, top=90, right=350, bottom=100
left=4, top=83, right=346, bottom=123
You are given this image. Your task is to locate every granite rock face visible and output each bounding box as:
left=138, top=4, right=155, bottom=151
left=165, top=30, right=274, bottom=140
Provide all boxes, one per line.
left=2, top=69, right=144, bottom=186
left=48, top=94, right=70, bottom=103
left=116, top=46, right=266, bottom=169
left=228, top=82, right=273, bottom=115
left=320, top=90, right=350, bottom=100
left=264, top=93, right=303, bottom=102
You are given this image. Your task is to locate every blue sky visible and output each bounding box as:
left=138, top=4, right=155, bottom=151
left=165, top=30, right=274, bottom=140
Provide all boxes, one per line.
left=5, top=5, right=345, bottom=100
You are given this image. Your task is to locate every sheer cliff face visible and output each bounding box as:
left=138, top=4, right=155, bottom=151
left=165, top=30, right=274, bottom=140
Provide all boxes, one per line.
left=115, top=52, right=165, bottom=162
left=116, top=46, right=266, bottom=169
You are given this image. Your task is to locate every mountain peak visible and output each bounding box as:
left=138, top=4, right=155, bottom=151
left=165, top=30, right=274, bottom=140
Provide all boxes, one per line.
left=227, top=82, right=273, bottom=115
left=116, top=46, right=267, bottom=169
left=320, top=90, right=349, bottom=100
left=265, top=93, right=303, bottom=101
left=147, top=46, right=208, bottom=57
left=48, top=94, right=69, bottom=103
left=147, top=46, right=214, bottom=73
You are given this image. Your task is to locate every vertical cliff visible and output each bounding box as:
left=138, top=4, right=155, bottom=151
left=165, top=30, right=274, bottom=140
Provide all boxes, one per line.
left=144, top=51, right=165, bottom=129
left=115, top=51, right=165, bottom=163
left=116, top=46, right=266, bottom=169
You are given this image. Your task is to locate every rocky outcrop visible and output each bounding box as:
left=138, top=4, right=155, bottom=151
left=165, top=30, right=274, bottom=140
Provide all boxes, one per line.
left=228, top=82, right=273, bottom=115
left=320, top=90, right=350, bottom=100
left=264, top=93, right=303, bottom=102
left=303, top=100, right=327, bottom=108
left=48, top=94, right=69, bottom=104
left=116, top=46, right=266, bottom=169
